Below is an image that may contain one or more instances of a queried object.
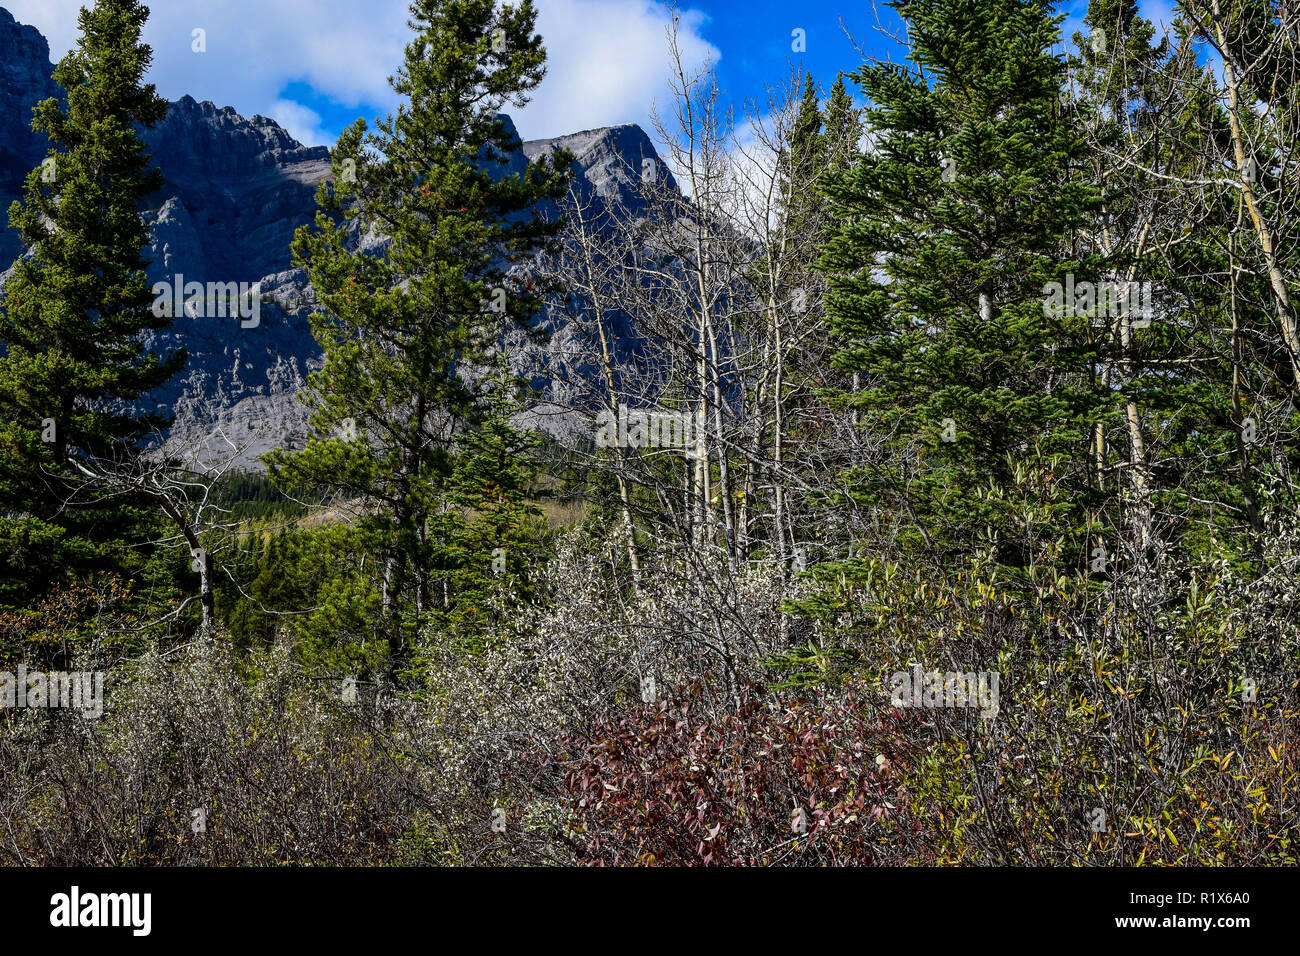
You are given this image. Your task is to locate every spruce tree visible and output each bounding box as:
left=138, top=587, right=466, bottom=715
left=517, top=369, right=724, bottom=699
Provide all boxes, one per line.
left=266, top=0, right=568, bottom=672
left=821, top=75, right=863, bottom=172
left=818, top=0, right=1106, bottom=571
left=787, top=74, right=822, bottom=197
left=423, top=359, right=547, bottom=657
left=0, top=0, right=177, bottom=619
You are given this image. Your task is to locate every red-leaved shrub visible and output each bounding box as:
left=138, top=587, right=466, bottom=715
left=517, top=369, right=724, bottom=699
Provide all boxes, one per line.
left=562, top=681, right=932, bottom=865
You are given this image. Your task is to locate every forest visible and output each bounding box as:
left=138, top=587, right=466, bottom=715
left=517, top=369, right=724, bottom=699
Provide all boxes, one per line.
left=0, top=0, right=1297, bottom=866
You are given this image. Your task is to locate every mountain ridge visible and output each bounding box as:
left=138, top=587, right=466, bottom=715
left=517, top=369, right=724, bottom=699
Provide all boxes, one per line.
left=0, top=6, right=670, bottom=469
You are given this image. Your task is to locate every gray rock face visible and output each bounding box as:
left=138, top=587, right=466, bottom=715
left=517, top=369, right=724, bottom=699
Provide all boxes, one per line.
left=0, top=7, right=674, bottom=469
left=141, top=95, right=333, bottom=284
left=525, top=123, right=676, bottom=221
left=0, top=6, right=59, bottom=265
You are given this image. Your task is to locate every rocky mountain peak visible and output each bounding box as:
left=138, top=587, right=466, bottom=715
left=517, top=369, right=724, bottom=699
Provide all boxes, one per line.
left=525, top=122, right=676, bottom=216
left=152, top=95, right=332, bottom=179
left=0, top=6, right=674, bottom=469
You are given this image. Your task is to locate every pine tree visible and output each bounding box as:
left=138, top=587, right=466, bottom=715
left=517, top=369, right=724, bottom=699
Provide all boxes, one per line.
left=821, top=74, right=862, bottom=173
left=771, top=70, right=827, bottom=241
left=266, top=0, right=568, bottom=672
left=0, top=0, right=178, bottom=618
left=785, top=73, right=822, bottom=203
left=424, top=358, right=547, bottom=657
left=1114, top=4, right=1298, bottom=568
left=818, top=0, right=1106, bottom=571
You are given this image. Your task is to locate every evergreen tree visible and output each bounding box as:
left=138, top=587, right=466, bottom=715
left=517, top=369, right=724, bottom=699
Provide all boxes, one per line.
left=0, top=0, right=178, bottom=619
left=266, top=0, right=568, bottom=673
left=424, top=359, right=548, bottom=657
left=821, top=74, right=862, bottom=173
left=786, top=73, right=822, bottom=200
left=818, top=0, right=1106, bottom=571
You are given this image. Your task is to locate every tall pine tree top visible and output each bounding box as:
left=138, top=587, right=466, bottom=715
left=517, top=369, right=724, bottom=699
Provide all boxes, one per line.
left=0, top=0, right=178, bottom=613
left=821, top=75, right=863, bottom=172
left=267, top=0, right=569, bottom=669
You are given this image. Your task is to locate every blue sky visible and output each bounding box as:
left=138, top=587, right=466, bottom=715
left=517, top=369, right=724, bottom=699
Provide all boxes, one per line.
left=3, top=0, right=1177, bottom=146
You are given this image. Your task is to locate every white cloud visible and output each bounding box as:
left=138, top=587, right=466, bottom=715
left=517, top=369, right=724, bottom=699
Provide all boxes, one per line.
left=518, top=0, right=719, bottom=140
left=268, top=99, right=331, bottom=147
left=3, top=0, right=717, bottom=144
left=7, top=0, right=410, bottom=116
